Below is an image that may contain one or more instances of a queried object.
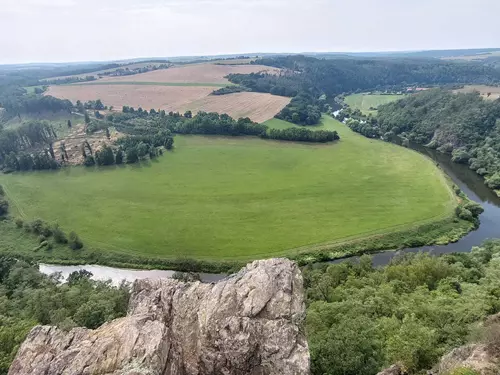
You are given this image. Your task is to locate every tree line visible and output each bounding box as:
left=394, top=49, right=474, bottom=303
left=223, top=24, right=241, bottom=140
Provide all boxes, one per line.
left=264, top=127, right=339, bottom=143
left=109, top=108, right=340, bottom=144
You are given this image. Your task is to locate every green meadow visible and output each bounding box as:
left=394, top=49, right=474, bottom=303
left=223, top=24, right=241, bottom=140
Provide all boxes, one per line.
left=0, top=116, right=456, bottom=262
left=344, top=93, right=404, bottom=115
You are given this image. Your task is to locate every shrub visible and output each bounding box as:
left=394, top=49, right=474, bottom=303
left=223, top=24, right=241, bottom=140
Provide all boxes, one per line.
left=52, top=224, right=68, bottom=244
left=68, top=232, right=83, bottom=250
left=83, top=155, right=95, bottom=167
left=14, top=218, right=24, bottom=228
left=0, top=198, right=9, bottom=216
left=464, top=201, right=484, bottom=216
left=485, top=173, right=500, bottom=190
left=0, top=184, right=4, bottom=196
left=23, top=222, right=32, bottom=233
left=30, top=219, right=45, bottom=235
left=457, top=207, right=474, bottom=222
left=172, top=272, right=201, bottom=282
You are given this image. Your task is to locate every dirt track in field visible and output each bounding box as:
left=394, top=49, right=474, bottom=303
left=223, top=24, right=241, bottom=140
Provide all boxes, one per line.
left=46, top=85, right=290, bottom=123
left=95, top=63, right=280, bottom=84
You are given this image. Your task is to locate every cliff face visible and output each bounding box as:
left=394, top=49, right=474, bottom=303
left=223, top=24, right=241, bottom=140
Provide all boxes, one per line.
left=8, top=258, right=309, bottom=375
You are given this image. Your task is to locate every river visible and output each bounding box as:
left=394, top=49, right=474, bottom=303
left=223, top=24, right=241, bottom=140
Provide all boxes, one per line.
left=333, top=144, right=500, bottom=266
left=40, top=145, right=500, bottom=282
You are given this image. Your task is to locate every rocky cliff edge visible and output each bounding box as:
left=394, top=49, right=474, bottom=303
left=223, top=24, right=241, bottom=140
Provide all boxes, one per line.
left=8, top=258, right=310, bottom=375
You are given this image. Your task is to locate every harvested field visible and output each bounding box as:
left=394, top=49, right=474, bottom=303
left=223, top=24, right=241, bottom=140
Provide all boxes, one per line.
left=46, top=85, right=290, bottom=123
left=180, top=93, right=291, bottom=123
left=454, top=85, right=500, bottom=100
left=95, top=63, right=280, bottom=84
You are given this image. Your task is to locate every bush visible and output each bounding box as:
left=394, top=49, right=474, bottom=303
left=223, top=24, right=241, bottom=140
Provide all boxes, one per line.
left=0, top=198, right=9, bottom=216
left=52, top=224, right=68, bottom=244
left=464, top=201, right=484, bottom=216
left=0, top=185, right=4, bottom=196
left=485, top=173, right=500, bottom=190
left=172, top=272, right=201, bottom=282
left=23, top=222, right=32, bottom=233
left=83, top=155, right=95, bottom=167
left=457, top=207, right=474, bottom=222
left=68, top=232, right=83, bottom=250
left=30, top=219, right=45, bottom=235
left=14, top=218, right=24, bottom=228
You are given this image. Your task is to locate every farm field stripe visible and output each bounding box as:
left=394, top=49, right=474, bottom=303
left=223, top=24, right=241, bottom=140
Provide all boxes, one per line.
left=69, top=81, right=230, bottom=87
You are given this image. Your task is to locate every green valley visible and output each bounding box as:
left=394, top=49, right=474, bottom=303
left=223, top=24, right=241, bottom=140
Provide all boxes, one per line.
left=0, top=116, right=459, bottom=264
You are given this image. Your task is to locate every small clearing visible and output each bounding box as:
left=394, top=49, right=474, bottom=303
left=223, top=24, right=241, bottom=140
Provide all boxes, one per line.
left=53, top=123, right=122, bottom=165
left=344, top=93, right=405, bottom=115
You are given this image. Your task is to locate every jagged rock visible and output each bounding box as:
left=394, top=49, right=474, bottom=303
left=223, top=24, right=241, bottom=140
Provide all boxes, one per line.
left=376, top=364, right=406, bottom=375
left=8, top=258, right=309, bottom=375
left=435, top=344, right=498, bottom=375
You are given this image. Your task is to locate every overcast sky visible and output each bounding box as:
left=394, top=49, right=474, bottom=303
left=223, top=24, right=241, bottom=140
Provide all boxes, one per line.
left=1, top=0, right=499, bottom=64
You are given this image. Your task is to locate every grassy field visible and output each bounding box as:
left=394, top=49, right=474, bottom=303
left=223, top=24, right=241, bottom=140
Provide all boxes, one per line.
left=344, top=94, right=404, bottom=115
left=23, top=85, right=45, bottom=94
left=0, top=116, right=457, bottom=263
left=264, top=118, right=333, bottom=131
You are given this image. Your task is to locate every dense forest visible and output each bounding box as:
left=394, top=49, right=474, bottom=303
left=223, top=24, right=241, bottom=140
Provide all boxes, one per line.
left=227, top=55, right=500, bottom=126
left=0, top=258, right=129, bottom=374
left=347, top=89, right=500, bottom=193
left=305, top=240, right=500, bottom=375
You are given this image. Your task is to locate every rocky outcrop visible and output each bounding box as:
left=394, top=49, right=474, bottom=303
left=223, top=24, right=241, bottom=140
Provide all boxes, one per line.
left=8, top=258, right=309, bottom=375
left=376, top=364, right=406, bottom=375
left=435, top=344, right=499, bottom=375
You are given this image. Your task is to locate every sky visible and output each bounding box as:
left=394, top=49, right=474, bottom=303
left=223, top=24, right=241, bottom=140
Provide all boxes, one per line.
left=1, top=0, right=499, bottom=64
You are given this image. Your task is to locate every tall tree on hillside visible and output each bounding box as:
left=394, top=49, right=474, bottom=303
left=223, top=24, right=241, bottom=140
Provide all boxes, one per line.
left=48, top=143, right=55, bottom=159
left=59, top=142, right=68, bottom=161
left=84, top=112, right=90, bottom=125
left=67, top=120, right=72, bottom=128
left=83, top=140, right=93, bottom=156
left=95, top=99, right=104, bottom=110
left=105, top=127, right=110, bottom=140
